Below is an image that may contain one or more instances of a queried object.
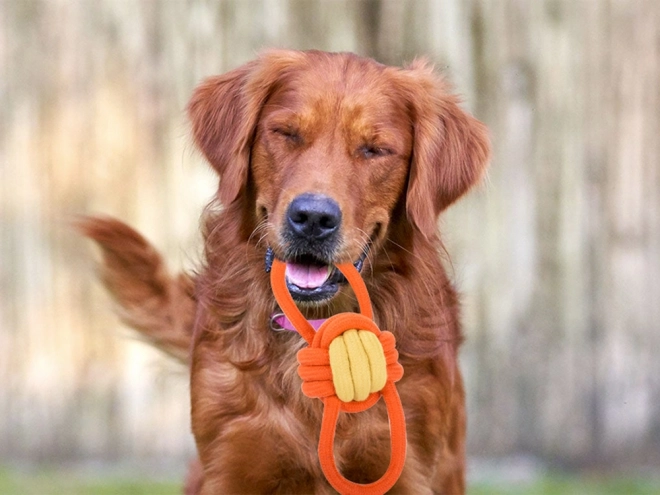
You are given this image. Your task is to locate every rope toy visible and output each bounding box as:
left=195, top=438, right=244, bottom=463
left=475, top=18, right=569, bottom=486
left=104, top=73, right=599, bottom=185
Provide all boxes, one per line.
left=270, top=259, right=407, bottom=495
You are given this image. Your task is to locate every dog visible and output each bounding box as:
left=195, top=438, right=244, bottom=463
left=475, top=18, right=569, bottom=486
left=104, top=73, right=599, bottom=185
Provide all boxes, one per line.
left=80, top=49, right=489, bottom=494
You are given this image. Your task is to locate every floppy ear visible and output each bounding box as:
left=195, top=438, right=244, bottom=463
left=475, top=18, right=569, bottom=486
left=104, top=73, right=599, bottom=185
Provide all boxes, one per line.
left=400, top=60, right=491, bottom=238
left=188, top=50, right=306, bottom=205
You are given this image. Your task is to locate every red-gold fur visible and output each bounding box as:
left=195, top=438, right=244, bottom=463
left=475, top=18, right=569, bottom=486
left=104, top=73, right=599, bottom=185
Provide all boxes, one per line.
left=81, top=49, right=489, bottom=494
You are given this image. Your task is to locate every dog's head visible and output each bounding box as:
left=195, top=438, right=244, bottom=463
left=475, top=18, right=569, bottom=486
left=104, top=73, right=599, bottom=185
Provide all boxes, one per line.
left=189, top=50, right=489, bottom=304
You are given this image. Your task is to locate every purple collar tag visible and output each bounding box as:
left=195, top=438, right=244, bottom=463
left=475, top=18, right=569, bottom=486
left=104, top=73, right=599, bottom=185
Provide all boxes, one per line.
left=270, top=313, right=326, bottom=333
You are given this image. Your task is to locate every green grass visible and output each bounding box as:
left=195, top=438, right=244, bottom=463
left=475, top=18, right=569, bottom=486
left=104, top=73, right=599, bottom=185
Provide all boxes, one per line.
left=469, top=474, right=660, bottom=495
left=2, top=467, right=659, bottom=495
left=0, top=468, right=180, bottom=495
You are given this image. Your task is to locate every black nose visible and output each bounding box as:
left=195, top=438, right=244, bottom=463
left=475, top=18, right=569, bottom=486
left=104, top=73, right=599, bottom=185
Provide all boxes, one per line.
left=287, top=193, right=342, bottom=241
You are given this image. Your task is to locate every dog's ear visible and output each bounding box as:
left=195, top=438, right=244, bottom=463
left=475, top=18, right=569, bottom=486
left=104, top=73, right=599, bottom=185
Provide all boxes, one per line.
left=188, top=50, right=305, bottom=205
left=188, top=62, right=258, bottom=205
left=398, top=60, right=490, bottom=238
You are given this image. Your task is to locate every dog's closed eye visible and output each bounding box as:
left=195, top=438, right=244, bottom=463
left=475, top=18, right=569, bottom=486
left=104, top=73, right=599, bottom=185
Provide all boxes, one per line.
left=271, top=126, right=303, bottom=145
left=357, top=144, right=393, bottom=160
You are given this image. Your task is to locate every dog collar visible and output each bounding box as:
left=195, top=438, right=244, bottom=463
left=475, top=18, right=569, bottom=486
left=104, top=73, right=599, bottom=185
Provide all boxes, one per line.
left=270, top=312, right=326, bottom=333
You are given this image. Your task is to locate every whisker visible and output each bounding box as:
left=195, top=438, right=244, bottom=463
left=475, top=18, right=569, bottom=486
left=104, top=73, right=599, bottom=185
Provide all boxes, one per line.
left=354, top=227, right=377, bottom=279
left=245, top=218, right=271, bottom=262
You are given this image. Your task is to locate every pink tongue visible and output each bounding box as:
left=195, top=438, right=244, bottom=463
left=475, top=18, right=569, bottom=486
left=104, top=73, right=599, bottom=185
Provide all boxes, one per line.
left=285, top=263, right=330, bottom=289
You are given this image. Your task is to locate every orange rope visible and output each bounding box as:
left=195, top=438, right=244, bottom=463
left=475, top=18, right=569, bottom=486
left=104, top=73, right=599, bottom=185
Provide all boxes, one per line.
left=270, top=260, right=407, bottom=495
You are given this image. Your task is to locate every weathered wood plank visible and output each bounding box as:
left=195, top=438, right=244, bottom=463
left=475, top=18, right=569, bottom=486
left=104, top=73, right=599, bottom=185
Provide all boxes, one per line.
left=1, top=0, right=658, bottom=468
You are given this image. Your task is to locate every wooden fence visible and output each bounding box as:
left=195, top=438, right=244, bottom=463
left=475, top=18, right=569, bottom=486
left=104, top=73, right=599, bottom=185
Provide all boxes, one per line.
left=1, top=0, right=658, bottom=470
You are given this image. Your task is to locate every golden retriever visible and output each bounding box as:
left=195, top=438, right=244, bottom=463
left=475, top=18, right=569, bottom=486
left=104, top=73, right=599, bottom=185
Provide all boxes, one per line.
left=81, top=49, right=489, bottom=494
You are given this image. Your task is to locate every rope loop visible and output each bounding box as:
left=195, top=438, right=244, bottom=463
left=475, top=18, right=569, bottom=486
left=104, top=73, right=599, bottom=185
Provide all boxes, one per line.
left=270, top=259, right=407, bottom=494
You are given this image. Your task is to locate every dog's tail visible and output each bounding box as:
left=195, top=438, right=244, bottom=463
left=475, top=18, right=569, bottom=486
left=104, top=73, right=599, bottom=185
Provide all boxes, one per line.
left=77, top=216, right=195, bottom=364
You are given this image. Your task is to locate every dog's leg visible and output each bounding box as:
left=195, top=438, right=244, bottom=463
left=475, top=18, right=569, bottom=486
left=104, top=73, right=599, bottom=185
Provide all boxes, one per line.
left=77, top=216, right=195, bottom=364
left=432, top=370, right=467, bottom=495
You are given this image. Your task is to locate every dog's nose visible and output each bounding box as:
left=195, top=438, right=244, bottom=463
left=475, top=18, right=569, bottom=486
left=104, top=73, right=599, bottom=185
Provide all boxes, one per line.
left=287, top=194, right=342, bottom=240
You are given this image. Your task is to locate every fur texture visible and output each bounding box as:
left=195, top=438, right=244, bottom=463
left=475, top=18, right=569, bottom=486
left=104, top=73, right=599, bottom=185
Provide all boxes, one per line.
left=81, top=49, right=489, bottom=494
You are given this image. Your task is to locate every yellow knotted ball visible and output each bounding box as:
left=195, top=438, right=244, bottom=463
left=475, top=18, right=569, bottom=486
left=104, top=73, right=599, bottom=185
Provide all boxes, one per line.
left=328, top=329, right=388, bottom=402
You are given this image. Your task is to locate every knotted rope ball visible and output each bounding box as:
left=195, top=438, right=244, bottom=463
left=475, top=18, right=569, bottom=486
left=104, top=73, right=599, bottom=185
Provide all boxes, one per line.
left=330, top=329, right=387, bottom=402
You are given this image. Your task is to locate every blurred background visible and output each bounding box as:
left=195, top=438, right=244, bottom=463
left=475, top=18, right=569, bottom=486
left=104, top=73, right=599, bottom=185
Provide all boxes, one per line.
left=1, top=0, right=659, bottom=493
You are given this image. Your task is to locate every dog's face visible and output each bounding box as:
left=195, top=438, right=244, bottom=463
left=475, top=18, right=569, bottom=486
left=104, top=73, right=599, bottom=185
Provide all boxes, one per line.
left=189, top=50, right=489, bottom=304
left=250, top=59, right=413, bottom=302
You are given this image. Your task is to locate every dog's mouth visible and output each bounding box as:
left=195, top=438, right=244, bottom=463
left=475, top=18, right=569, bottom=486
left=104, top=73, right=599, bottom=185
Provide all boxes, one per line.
left=285, top=254, right=340, bottom=303
left=265, top=249, right=367, bottom=303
